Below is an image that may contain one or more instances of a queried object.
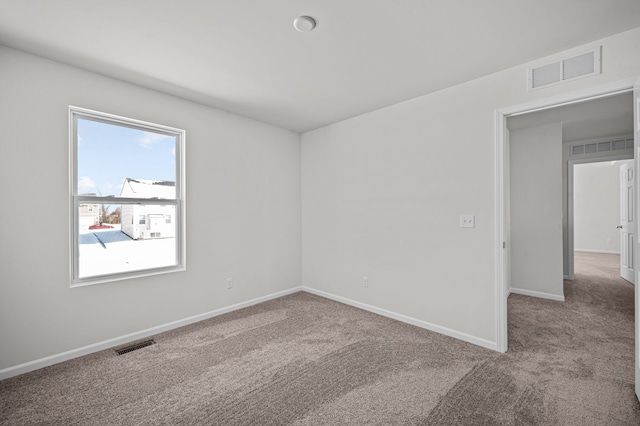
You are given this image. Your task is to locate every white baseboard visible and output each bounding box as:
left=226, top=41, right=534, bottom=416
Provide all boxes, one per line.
left=0, top=286, right=303, bottom=381
left=301, top=287, right=497, bottom=351
left=2, top=285, right=501, bottom=380
left=509, top=287, right=565, bottom=302
left=574, top=249, right=620, bottom=255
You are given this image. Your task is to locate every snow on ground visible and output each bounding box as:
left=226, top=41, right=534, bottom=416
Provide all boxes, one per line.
left=79, top=227, right=176, bottom=278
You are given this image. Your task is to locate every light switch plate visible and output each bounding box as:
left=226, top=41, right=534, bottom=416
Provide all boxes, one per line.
left=460, top=215, right=475, bottom=228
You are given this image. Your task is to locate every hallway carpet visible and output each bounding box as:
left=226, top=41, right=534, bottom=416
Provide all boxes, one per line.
left=1, top=252, right=639, bottom=424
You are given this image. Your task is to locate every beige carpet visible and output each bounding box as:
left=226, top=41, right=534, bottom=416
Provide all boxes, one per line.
left=1, top=252, right=639, bottom=424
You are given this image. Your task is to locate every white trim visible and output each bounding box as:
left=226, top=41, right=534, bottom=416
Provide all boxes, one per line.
left=0, top=286, right=303, bottom=381
left=0, top=285, right=500, bottom=380
left=510, top=287, right=566, bottom=302
left=494, top=110, right=508, bottom=353
left=504, top=77, right=637, bottom=117
left=495, top=77, right=638, bottom=357
left=633, top=80, right=640, bottom=401
left=574, top=249, right=620, bottom=255
left=302, top=287, right=497, bottom=351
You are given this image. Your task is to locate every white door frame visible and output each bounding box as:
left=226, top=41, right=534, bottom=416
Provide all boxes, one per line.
left=494, top=77, right=638, bottom=353
left=618, top=160, right=636, bottom=284
left=567, top=155, right=633, bottom=280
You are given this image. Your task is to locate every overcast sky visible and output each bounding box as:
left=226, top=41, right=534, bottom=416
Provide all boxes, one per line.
left=77, top=118, right=176, bottom=196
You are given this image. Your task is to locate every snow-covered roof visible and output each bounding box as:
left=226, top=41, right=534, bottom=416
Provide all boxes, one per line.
left=120, top=178, right=175, bottom=199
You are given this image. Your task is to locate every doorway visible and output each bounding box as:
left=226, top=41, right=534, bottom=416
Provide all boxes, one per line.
left=496, top=83, right=636, bottom=350
left=571, top=159, right=633, bottom=279
left=495, top=76, right=639, bottom=398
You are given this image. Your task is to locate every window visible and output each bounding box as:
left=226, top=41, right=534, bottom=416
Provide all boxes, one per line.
left=70, top=106, right=185, bottom=286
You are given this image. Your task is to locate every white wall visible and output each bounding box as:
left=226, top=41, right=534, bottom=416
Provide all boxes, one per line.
left=574, top=160, right=629, bottom=253
left=0, top=46, right=301, bottom=371
left=2, top=26, right=640, bottom=373
left=510, top=124, right=564, bottom=299
left=301, top=27, right=640, bottom=345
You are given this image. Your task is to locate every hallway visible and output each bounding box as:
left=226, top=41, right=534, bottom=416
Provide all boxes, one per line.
left=507, top=251, right=639, bottom=423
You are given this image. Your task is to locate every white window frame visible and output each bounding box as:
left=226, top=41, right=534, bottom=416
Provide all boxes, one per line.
left=69, top=106, right=186, bottom=286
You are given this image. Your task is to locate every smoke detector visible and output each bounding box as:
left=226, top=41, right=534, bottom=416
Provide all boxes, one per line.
left=293, top=16, right=316, bottom=32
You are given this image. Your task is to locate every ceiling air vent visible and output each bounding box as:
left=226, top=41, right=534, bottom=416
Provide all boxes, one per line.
left=570, top=137, right=633, bottom=157
left=612, top=139, right=626, bottom=150
left=584, top=143, right=598, bottom=154
left=597, top=141, right=611, bottom=152
left=528, top=47, right=601, bottom=91
left=571, top=145, right=585, bottom=156
left=531, top=62, right=560, bottom=88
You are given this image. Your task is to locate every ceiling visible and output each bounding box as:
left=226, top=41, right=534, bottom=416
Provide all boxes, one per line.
left=507, top=92, right=633, bottom=143
left=1, top=1, right=639, bottom=133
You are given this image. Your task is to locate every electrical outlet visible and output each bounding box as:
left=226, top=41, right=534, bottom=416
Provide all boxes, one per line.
left=362, top=276, right=368, bottom=288
left=226, top=277, right=233, bottom=289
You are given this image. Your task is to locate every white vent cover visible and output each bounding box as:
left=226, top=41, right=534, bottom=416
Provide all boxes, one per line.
left=570, top=137, right=633, bottom=156
left=528, top=47, right=601, bottom=91
left=532, top=62, right=560, bottom=88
